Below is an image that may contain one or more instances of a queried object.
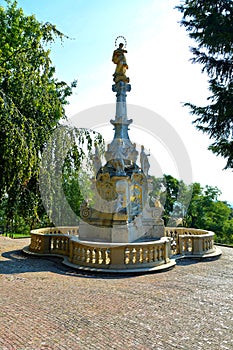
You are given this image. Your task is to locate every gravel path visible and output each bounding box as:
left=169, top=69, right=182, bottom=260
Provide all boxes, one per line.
left=0, top=236, right=232, bottom=350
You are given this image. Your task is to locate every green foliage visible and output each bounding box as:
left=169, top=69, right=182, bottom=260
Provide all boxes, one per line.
left=176, top=0, right=233, bottom=169
left=0, top=1, right=103, bottom=233
left=151, top=174, right=233, bottom=244
left=40, top=126, right=103, bottom=226
left=150, top=175, right=192, bottom=226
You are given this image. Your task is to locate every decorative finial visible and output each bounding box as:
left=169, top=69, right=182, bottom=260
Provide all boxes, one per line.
left=115, top=36, right=127, bottom=48
left=112, top=36, right=129, bottom=83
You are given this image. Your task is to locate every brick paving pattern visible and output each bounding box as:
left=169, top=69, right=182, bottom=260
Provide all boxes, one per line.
left=0, top=236, right=232, bottom=350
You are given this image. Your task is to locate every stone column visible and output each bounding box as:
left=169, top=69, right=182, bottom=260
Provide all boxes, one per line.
left=112, top=81, right=131, bottom=120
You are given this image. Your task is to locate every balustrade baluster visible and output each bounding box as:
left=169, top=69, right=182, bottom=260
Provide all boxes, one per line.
left=50, top=238, right=54, bottom=251
left=59, top=239, right=62, bottom=250
left=142, top=248, right=148, bottom=263
left=100, top=249, right=103, bottom=264
left=187, top=238, right=190, bottom=252
left=203, top=240, right=206, bottom=251
left=106, top=249, right=111, bottom=265
left=98, top=249, right=102, bottom=264
left=77, top=245, right=82, bottom=262
left=125, top=247, right=130, bottom=264
left=160, top=246, right=164, bottom=260
left=97, top=248, right=101, bottom=264
left=183, top=239, right=186, bottom=253
left=51, top=238, right=56, bottom=251
left=86, top=248, right=90, bottom=263
left=81, top=247, right=86, bottom=262
left=65, top=238, right=68, bottom=251
left=183, top=239, right=186, bottom=254
left=153, top=246, right=158, bottom=261
left=77, top=246, right=81, bottom=262
left=101, top=249, right=106, bottom=265
left=149, top=247, right=153, bottom=262
left=72, top=246, right=77, bottom=263
left=73, top=245, right=77, bottom=262
left=157, top=246, right=161, bottom=260
left=135, top=248, right=140, bottom=263
left=158, top=245, right=162, bottom=261
left=186, top=238, right=189, bottom=252
left=129, top=248, right=134, bottom=264
left=188, top=238, right=192, bottom=252
left=91, top=248, right=96, bottom=264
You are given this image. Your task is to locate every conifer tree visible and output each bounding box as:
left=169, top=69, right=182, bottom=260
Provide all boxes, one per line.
left=176, top=0, right=233, bottom=169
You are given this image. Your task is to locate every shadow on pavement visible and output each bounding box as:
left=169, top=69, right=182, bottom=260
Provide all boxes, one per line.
left=176, top=255, right=221, bottom=266
left=0, top=248, right=139, bottom=279
left=1, top=246, right=222, bottom=279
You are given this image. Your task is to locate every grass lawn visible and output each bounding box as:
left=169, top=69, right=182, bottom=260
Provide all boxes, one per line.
left=2, top=233, right=31, bottom=239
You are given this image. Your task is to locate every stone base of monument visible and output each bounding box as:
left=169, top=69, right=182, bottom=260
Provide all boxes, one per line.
left=141, top=220, right=165, bottom=240
left=79, top=220, right=143, bottom=243
left=79, top=207, right=166, bottom=244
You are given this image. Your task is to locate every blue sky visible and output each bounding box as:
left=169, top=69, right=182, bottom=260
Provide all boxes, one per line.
left=2, top=0, right=233, bottom=203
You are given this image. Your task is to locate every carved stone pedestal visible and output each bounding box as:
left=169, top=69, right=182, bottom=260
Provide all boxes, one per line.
left=79, top=216, right=145, bottom=243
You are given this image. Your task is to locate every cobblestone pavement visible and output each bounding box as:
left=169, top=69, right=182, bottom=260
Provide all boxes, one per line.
left=0, top=236, right=232, bottom=350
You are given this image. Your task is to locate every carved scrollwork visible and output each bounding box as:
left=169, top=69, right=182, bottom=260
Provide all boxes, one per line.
left=80, top=202, right=92, bottom=219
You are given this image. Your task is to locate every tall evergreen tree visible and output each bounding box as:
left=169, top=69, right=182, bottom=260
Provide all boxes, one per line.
left=176, top=0, right=233, bottom=169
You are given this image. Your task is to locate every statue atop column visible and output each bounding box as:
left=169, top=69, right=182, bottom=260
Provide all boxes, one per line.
left=140, top=145, right=150, bottom=177
left=79, top=37, right=165, bottom=244
left=112, top=36, right=129, bottom=83
left=92, top=144, right=102, bottom=174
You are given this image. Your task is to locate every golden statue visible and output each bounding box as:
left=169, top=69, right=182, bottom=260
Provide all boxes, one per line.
left=112, top=43, right=129, bottom=83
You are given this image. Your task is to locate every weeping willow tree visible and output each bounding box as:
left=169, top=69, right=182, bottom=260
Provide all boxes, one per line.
left=40, top=126, right=104, bottom=227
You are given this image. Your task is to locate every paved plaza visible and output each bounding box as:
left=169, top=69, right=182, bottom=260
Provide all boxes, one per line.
left=0, top=236, right=232, bottom=350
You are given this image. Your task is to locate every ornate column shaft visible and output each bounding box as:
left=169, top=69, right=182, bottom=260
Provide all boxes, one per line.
left=113, top=81, right=131, bottom=120
left=105, top=81, right=137, bottom=162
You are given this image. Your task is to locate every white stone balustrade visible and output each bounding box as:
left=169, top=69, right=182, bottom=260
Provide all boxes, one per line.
left=27, top=226, right=221, bottom=272
left=31, top=227, right=79, bottom=236
left=165, top=227, right=215, bottom=257
left=29, top=227, right=173, bottom=271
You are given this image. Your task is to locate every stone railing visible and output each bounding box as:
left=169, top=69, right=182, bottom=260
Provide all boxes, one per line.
left=165, top=227, right=215, bottom=257
left=30, top=233, right=70, bottom=256
left=30, top=226, right=79, bottom=236
left=27, top=226, right=220, bottom=272
left=69, top=238, right=171, bottom=270
left=29, top=227, right=78, bottom=256
left=29, top=227, right=173, bottom=271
